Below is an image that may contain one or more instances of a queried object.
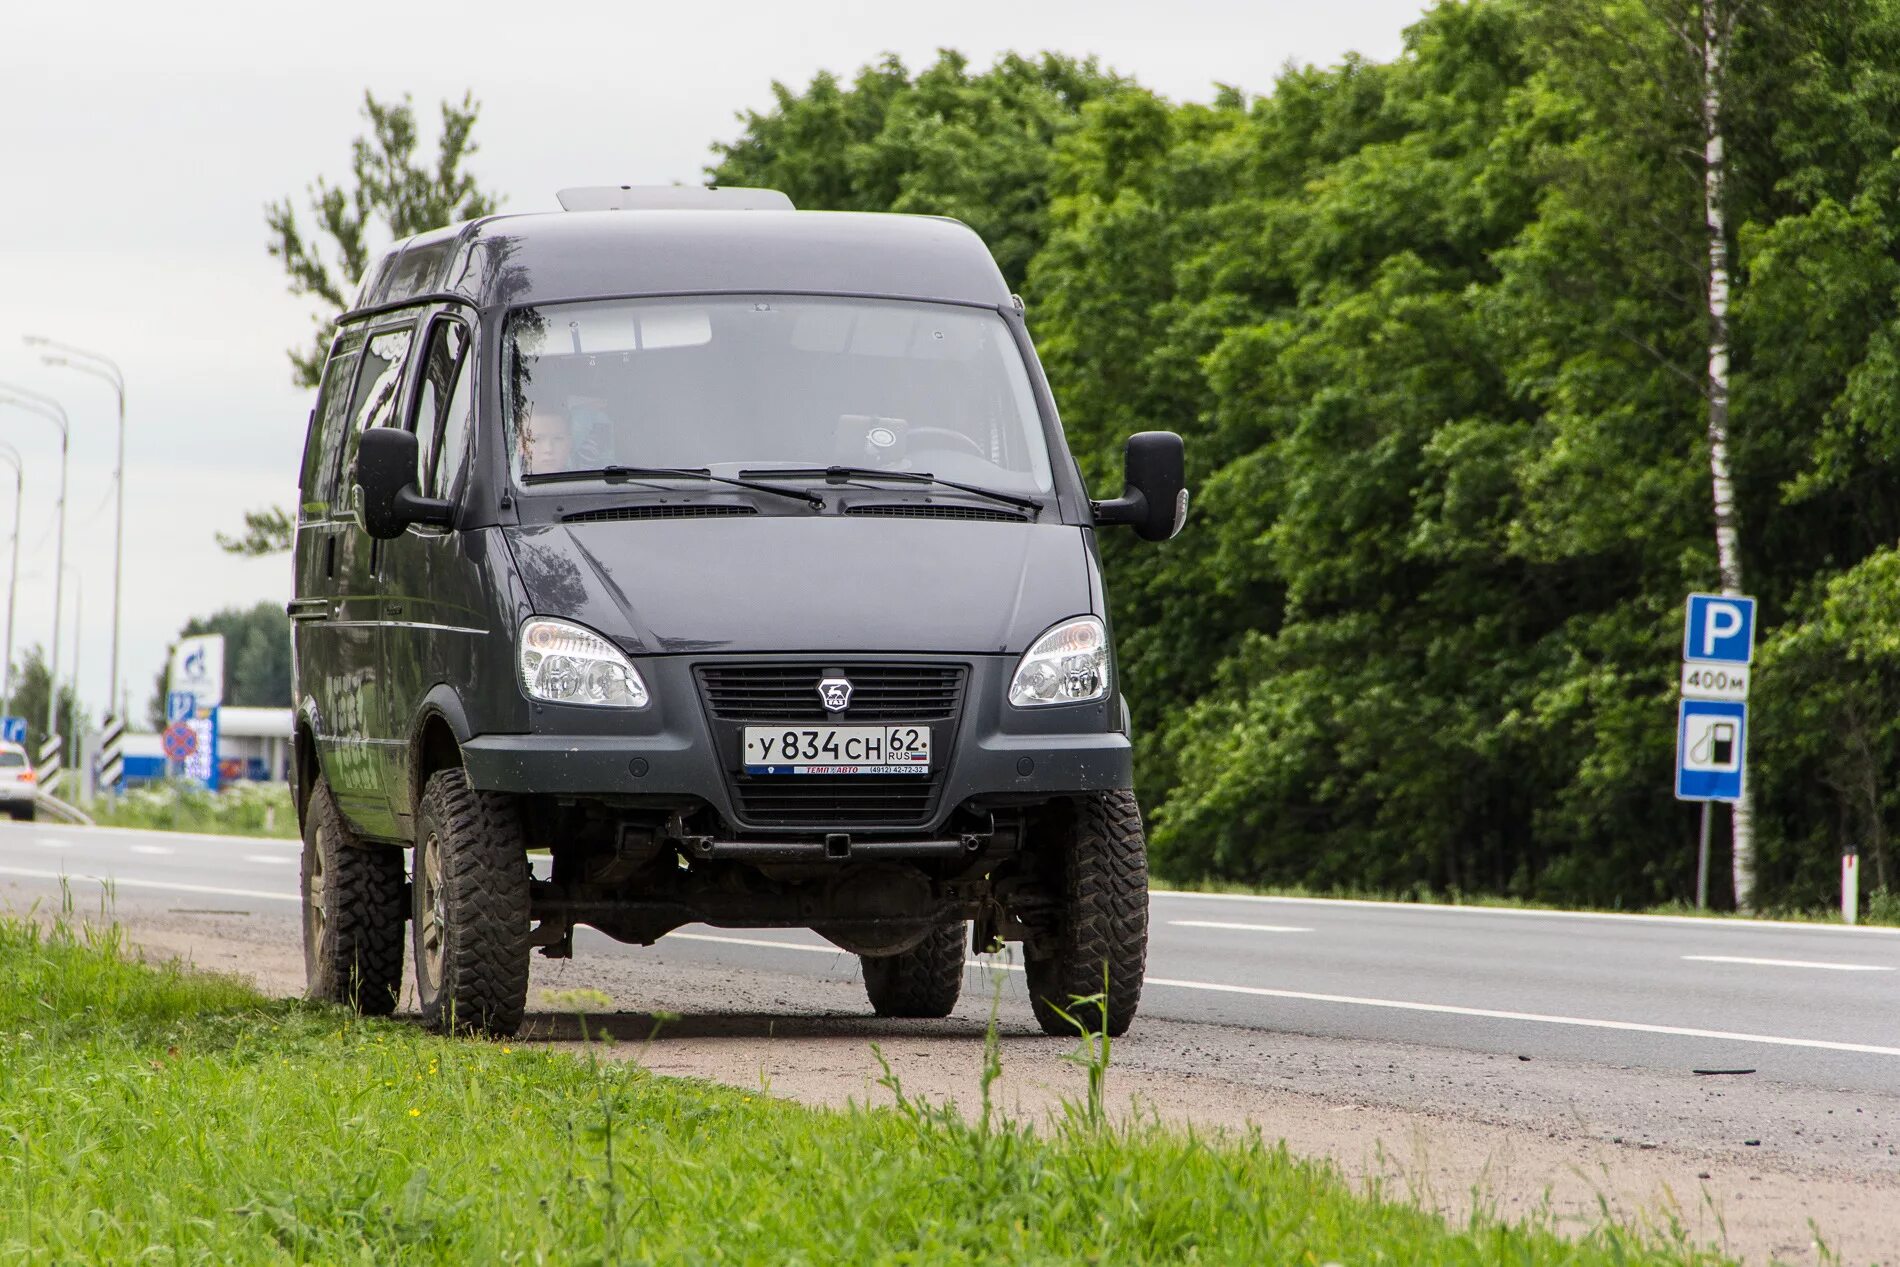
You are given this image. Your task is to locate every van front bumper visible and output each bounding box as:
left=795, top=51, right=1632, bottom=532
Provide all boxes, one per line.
left=460, top=654, right=1131, bottom=832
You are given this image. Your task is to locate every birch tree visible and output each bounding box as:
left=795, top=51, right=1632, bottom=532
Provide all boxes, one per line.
left=1693, top=0, right=1756, bottom=907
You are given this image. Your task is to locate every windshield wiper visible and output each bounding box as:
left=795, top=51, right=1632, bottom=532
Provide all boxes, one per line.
left=737, top=465, right=1043, bottom=514
left=523, top=465, right=824, bottom=508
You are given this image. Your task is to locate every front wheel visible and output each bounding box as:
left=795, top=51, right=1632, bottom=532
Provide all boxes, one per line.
left=412, top=768, right=532, bottom=1036
left=861, top=922, right=966, bottom=1018
left=301, top=776, right=406, bottom=1014
left=1024, top=790, right=1149, bottom=1038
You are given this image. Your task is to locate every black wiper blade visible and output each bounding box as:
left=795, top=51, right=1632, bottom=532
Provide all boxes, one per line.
left=738, top=465, right=1043, bottom=514
left=523, top=465, right=823, bottom=507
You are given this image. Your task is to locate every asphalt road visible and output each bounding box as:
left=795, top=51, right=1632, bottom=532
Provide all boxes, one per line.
left=4, top=817, right=1898, bottom=1095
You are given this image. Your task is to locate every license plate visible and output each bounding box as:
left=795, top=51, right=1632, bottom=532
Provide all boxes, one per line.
left=742, top=725, right=931, bottom=775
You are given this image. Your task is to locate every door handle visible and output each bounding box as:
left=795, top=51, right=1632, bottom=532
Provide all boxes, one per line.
left=287, top=598, right=332, bottom=622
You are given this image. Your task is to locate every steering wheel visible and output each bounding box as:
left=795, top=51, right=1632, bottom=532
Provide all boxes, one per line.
left=906, top=426, right=988, bottom=461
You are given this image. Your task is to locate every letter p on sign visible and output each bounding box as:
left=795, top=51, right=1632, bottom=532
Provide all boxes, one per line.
left=1683, top=594, right=1756, bottom=665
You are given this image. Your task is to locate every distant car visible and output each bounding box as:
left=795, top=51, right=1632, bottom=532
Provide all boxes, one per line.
left=0, top=741, right=36, bottom=820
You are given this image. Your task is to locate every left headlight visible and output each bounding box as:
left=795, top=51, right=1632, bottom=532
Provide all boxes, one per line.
left=518, top=617, right=651, bottom=708
left=1008, top=615, right=1109, bottom=707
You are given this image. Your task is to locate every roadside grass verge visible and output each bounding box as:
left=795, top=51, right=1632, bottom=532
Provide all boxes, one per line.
left=84, top=779, right=297, bottom=839
left=1158, top=874, right=1900, bottom=929
left=0, top=915, right=1734, bottom=1264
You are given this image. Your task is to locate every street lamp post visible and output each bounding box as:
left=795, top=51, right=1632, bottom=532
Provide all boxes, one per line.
left=0, top=387, right=69, bottom=740
left=61, top=565, right=81, bottom=769
left=0, top=442, right=22, bottom=719
left=29, top=338, right=124, bottom=737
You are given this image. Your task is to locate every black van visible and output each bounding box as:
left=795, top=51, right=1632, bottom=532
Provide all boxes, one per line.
left=292, top=187, right=1185, bottom=1039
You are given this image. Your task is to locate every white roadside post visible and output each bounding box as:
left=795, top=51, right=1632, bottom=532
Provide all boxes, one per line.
left=1843, top=845, right=1860, bottom=926
left=1676, top=593, right=1756, bottom=908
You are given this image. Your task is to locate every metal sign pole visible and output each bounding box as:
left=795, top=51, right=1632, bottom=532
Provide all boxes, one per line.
left=1695, top=802, right=1711, bottom=910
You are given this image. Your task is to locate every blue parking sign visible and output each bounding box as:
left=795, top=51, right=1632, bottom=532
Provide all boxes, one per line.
left=1683, top=594, right=1756, bottom=665
left=1676, top=699, right=1747, bottom=802
left=0, top=716, right=24, bottom=745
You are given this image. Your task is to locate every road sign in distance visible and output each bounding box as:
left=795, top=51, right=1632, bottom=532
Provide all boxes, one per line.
left=162, top=721, right=198, bottom=762
left=1683, top=593, right=1756, bottom=665
left=1681, top=662, right=1749, bottom=701
left=0, top=716, right=23, bottom=745
left=1677, top=698, right=1747, bottom=802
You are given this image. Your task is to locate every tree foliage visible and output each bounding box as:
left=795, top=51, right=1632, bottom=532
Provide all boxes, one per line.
left=715, top=9, right=1900, bottom=910
left=5, top=645, right=82, bottom=761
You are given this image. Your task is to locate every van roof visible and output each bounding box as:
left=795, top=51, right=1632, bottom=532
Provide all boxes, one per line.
left=346, top=210, right=1014, bottom=320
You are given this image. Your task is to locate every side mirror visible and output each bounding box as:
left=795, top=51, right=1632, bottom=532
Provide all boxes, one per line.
left=1092, top=431, right=1188, bottom=542
left=356, top=427, right=454, bottom=540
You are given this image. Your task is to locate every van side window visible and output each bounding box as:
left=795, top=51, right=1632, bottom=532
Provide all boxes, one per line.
left=298, top=340, right=363, bottom=517
left=335, top=326, right=414, bottom=507
left=409, top=319, right=471, bottom=497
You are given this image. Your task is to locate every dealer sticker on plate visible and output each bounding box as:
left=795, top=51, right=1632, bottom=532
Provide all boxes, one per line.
left=743, top=725, right=931, bottom=775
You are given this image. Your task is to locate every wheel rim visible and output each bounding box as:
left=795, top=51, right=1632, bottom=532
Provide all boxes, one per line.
left=418, top=829, right=447, bottom=990
left=304, top=828, right=327, bottom=955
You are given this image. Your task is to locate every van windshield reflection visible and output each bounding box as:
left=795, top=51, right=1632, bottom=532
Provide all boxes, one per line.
left=503, top=295, right=1055, bottom=494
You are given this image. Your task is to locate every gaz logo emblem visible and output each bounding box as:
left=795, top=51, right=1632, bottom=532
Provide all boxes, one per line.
left=818, top=676, right=853, bottom=713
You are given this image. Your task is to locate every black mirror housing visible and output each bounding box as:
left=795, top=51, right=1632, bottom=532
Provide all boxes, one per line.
left=356, top=427, right=454, bottom=540
left=1092, top=431, right=1188, bottom=542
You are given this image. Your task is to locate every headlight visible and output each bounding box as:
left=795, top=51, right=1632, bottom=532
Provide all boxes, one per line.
left=1009, top=616, right=1109, bottom=707
left=518, top=617, right=650, bottom=708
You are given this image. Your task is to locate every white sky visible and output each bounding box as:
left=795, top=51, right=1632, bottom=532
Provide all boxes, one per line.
left=0, top=0, right=1427, bottom=724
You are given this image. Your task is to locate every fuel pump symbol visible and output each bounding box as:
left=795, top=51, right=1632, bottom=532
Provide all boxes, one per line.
left=1689, top=719, right=1739, bottom=769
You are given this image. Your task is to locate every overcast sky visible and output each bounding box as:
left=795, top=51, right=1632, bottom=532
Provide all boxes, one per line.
left=0, top=0, right=1428, bottom=727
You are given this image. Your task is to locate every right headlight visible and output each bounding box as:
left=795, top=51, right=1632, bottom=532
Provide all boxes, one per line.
left=518, top=617, right=651, bottom=708
left=1009, top=616, right=1109, bottom=707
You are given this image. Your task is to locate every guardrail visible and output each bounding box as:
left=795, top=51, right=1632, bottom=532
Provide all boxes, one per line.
left=32, top=790, right=94, bottom=826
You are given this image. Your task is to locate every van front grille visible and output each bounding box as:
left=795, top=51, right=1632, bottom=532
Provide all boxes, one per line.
left=696, top=664, right=965, bottom=724
left=729, top=776, right=939, bottom=828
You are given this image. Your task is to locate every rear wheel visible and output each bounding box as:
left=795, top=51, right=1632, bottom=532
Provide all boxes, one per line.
left=301, top=777, right=406, bottom=1014
left=1024, top=790, right=1149, bottom=1037
left=861, top=922, right=966, bottom=1018
left=412, top=768, right=532, bottom=1036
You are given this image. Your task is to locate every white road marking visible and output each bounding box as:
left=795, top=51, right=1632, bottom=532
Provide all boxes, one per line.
left=664, top=932, right=842, bottom=955
left=1683, top=955, right=1893, bottom=973
left=243, top=854, right=295, bottom=866
left=675, top=933, right=1900, bottom=1057
left=36, top=838, right=69, bottom=848
left=128, top=845, right=173, bottom=855
left=1139, top=976, right=1900, bottom=1057
left=1170, top=920, right=1313, bottom=934
left=0, top=865, right=296, bottom=903
left=1153, top=889, right=1900, bottom=936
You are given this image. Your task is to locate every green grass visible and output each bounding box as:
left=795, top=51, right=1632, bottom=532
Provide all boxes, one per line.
left=1157, top=873, right=1900, bottom=928
left=0, top=914, right=1734, bottom=1265
left=87, top=780, right=297, bottom=839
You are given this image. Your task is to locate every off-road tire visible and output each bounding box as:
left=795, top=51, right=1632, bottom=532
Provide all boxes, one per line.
left=412, top=768, right=532, bottom=1036
left=861, top=921, right=966, bottom=1018
left=1025, top=790, right=1149, bottom=1037
left=301, top=777, right=406, bottom=1015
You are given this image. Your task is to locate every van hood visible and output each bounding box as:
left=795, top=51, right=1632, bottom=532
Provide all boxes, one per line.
left=504, top=516, right=1093, bottom=655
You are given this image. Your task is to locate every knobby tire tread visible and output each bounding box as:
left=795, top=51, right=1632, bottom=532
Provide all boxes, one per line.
left=1026, top=789, right=1149, bottom=1037
left=861, top=921, right=966, bottom=1018
left=416, top=768, right=532, bottom=1037
left=302, top=779, right=406, bottom=1015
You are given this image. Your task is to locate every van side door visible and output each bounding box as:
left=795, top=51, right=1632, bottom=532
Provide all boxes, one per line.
left=292, top=331, right=363, bottom=812
left=323, top=321, right=416, bottom=838
left=376, top=312, right=490, bottom=834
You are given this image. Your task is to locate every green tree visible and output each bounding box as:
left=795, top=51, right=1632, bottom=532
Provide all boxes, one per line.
left=6, top=645, right=83, bottom=764
left=147, top=604, right=293, bottom=729
left=709, top=52, right=1126, bottom=286
left=229, top=91, right=500, bottom=556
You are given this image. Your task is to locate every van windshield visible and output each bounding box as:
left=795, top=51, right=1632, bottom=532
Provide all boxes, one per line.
left=502, top=295, right=1055, bottom=494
